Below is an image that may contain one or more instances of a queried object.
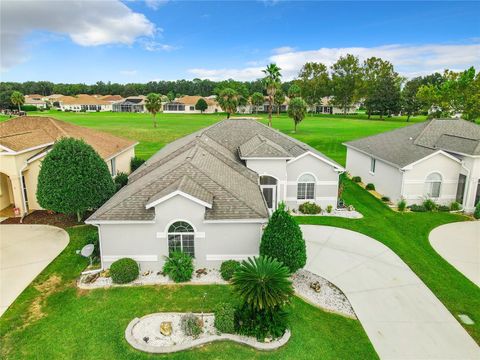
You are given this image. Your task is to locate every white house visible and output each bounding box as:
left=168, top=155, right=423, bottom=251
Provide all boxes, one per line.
left=344, top=119, right=480, bottom=213
left=314, top=97, right=360, bottom=115
left=86, top=118, right=344, bottom=271
left=163, top=96, right=221, bottom=114
left=24, top=94, right=47, bottom=109
left=58, top=94, right=112, bottom=112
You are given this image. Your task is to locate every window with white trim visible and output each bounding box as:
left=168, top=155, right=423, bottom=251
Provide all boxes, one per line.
left=370, top=157, right=376, bottom=174
left=425, top=173, right=442, bottom=198
left=297, top=174, right=315, bottom=200
left=168, top=221, right=195, bottom=257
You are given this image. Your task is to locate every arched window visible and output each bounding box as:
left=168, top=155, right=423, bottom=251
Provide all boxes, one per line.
left=425, top=173, right=442, bottom=198
left=168, top=221, right=195, bottom=257
left=297, top=174, right=316, bottom=200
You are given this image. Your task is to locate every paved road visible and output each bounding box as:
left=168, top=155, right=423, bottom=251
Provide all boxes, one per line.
left=0, top=225, right=69, bottom=316
left=430, top=221, right=480, bottom=286
left=302, top=225, right=480, bottom=360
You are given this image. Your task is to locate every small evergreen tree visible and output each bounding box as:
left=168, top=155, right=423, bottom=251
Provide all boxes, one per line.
left=37, top=138, right=115, bottom=221
left=195, top=98, right=208, bottom=113
left=260, top=202, right=306, bottom=273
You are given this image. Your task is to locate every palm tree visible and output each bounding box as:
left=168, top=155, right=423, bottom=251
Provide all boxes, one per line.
left=262, top=64, right=282, bottom=127
left=231, top=256, right=293, bottom=311
left=287, top=97, right=307, bottom=133
left=145, top=93, right=161, bottom=128
left=10, top=91, right=25, bottom=111
left=217, top=88, right=238, bottom=118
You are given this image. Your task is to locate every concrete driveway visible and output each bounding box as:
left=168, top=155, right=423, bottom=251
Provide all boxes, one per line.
left=302, top=225, right=480, bottom=360
left=430, top=221, right=480, bottom=286
left=0, top=225, right=69, bottom=316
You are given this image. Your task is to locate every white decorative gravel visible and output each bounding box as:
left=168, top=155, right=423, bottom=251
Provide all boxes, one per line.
left=292, top=209, right=363, bottom=219
left=292, top=269, right=356, bottom=318
left=78, top=268, right=227, bottom=289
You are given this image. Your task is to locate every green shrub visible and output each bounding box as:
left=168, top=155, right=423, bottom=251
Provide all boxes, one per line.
left=365, top=183, right=375, bottom=191
left=235, top=305, right=289, bottom=340
left=214, top=302, right=236, bottom=334
left=162, top=251, right=194, bottom=283
left=381, top=196, right=390, bottom=202
left=21, top=105, right=38, bottom=111
left=298, top=201, right=321, bottom=214
left=220, top=260, right=241, bottom=281
left=181, top=313, right=202, bottom=338
left=423, top=199, right=437, bottom=211
left=114, top=172, right=128, bottom=191
left=130, top=156, right=146, bottom=172
left=260, top=203, right=306, bottom=273
left=326, top=205, right=333, bottom=213
left=110, top=258, right=139, bottom=284
left=397, top=199, right=406, bottom=212
left=438, top=205, right=450, bottom=212
left=86, top=231, right=100, bottom=258
left=409, top=204, right=427, bottom=212
left=352, top=176, right=362, bottom=183
left=474, top=202, right=480, bottom=219
left=450, top=202, right=461, bottom=211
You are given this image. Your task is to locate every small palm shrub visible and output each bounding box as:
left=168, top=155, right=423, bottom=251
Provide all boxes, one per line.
left=220, top=260, right=241, bottom=281
left=365, top=183, right=375, bottom=191
left=181, top=313, right=202, bottom=338
left=423, top=199, right=437, bottom=211
left=260, top=202, right=306, bottom=273
left=114, top=172, right=128, bottom=191
left=326, top=204, right=333, bottom=213
left=397, top=199, right=407, bottom=212
left=450, top=202, right=461, bottom=211
left=162, top=251, right=194, bottom=283
left=214, top=302, right=236, bottom=334
left=352, top=176, right=362, bottom=183
left=298, top=201, right=321, bottom=214
left=130, top=156, right=146, bottom=172
left=110, top=258, right=139, bottom=284
left=474, top=202, right=480, bottom=219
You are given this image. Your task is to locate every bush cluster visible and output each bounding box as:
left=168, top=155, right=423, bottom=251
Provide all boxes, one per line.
left=220, top=260, right=241, bottom=281
left=162, top=251, right=194, bottom=283
left=21, top=105, right=38, bottom=111
left=422, top=199, right=437, bottom=211
left=130, top=156, right=146, bottom=172
left=214, top=302, right=236, bottom=334
left=181, top=313, right=202, bottom=338
left=114, top=172, right=128, bottom=191
left=449, top=202, right=461, bottom=211
left=381, top=196, right=390, bottom=202
left=234, top=305, right=289, bottom=341
left=352, top=176, right=362, bottom=183
left=408, top=204, right=427, bottom=212
left=110, top=258, right=139, bottom=284
left=298, top=202, right=321, bottom=214
left=397, top=199, right=407, bottom=212
left=438, top=205, right=450, bottom=212
left=365, top=183, right=375, bottom=190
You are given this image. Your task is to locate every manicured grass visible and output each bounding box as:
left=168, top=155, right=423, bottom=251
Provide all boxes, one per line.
left=296, top=178, right=480, bottom=342
left=0, top=226, right=377, bottom=359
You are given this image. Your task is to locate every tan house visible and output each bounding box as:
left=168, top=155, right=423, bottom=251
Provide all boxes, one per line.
left=0, top=116, right=137, bottom=216
left=163, top=96, right=221, bottom=114
left=57, top=94, right=113, bottom=112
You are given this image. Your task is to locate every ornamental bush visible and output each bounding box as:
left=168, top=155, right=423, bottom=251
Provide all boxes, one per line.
left=21, top=105, right=38, bottom=111
left=438, top=205, right=450, bottom=212
left=110, top=258, right=139, bottom=284
left=397, top=198, right=407, bottom=212
left=365, top=183, right=375, bottom=191
left=214, top=302, right=236, bottom=334
left=409, top=204, right=427, bottom=212
left=259, top=203, right=306, bottom=273
left=449, top=201, right=461, bottom=211
left=181, top=313, right=202, bottom=338
left=298, top=202, right=321, bottom=214
left=37, top=138, right=115, bottom=221
left=381, top=196, right=390, bottom=202
left=352, top=176, right=362, bottom=183
left=474, top=202, right=480, bottom=219
left=220, top=260, right=241, bottom=281
left=130, top=156, right=145, bottom=172
left=162, top=251, right=194, bottom=283
left=234, top=304, right=289, bottom=340
left=114, top=172, right=128, bottom=191
left=423, top=199, right=437, bottom=211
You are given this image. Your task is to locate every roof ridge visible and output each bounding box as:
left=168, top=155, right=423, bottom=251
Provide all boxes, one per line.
left=412, top=119, right=435, bottom=146
left=47, top=117, right=69, bottom=138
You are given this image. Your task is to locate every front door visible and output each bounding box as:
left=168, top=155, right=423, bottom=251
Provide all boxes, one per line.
left=261, top=185, right=277, bottom=213
left=456, top=174, right=467, bottom=204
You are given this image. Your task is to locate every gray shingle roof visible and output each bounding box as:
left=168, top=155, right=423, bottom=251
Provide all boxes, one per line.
left=239, top=135, right=293, bottom=158
left=344, top=119, right=480, bottom=168
left=87, top=118, right=340, bottom=222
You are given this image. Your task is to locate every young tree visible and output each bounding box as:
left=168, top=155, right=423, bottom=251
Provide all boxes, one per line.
left=217, top=88, right=238, bottom=118
left=195, top=98, right=208, bottom=113
left=251, top=92, right=264, bottom=114
left=287, top=97, right=307, bottom=133
left=287, top=84, right=301, bottom=99
left=10, top=91, right=25, bottom=111
left=262, top=63, right=282, bottom=127
left=273, top=87, right=285, bottom=115
left=331, top=54, right=362, bottom=114
left=401, top=77, right=424, bottom=121
left=297, top=62, right=330, bottom=114
left=259, top=202, right=306, bottom=273
left=37, top=138, right=115, bottom=221
left=167, top=91, right=175, bottom=101
left=145, top=93, right=161, bottom=128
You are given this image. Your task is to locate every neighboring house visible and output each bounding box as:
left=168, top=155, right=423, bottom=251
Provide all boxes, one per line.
left=314, top=97, right=360, bottom=115
left=344, top=119, right=480, bottom=212
left=86, top=118, right=343, bottom=270
left=112, top=96, right=147, bottom=113
left=24, top=95, right=47, bottom=109
left=163, top=96, right=221, bottom=114
left=0, top=116, right=137, bottom=216
left=238, top=96, right=290, bottom=114
left=58, top=94, right=112, bottom=112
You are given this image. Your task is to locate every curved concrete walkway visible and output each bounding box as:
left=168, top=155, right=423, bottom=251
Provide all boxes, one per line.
left=0, top=225, right=69, bottom=316
left=302, top=225, right=480, bottom=360
left=430, top=221, right=480, bottom=286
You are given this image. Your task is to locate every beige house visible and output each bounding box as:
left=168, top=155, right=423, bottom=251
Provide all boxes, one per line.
left=163, top=96, right=221, bottom=114
left=0, top=116, right=137, bottom=216
left=25, top=95, right=48, bottom=109
left=57, top=94, right=113, bottom=112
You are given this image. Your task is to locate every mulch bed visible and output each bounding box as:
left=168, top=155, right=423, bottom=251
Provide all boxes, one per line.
left=1, top=210, right=91, bottom=229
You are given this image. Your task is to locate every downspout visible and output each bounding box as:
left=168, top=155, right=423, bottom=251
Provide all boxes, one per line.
left=19, top=162, right=28, bottom=222
left=400, top=169, right=406, bottom=200
left=459, top=161, right=471, bottom=212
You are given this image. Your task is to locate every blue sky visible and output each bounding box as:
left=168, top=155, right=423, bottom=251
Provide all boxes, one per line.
left=1, top=1, right=479, bottom=83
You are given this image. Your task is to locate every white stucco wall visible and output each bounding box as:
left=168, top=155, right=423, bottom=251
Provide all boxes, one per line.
left=98, top=195, right=264, bottom=271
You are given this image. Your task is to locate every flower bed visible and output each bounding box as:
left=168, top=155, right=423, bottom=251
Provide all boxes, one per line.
left=292, top=209, right=363, bottom=219
left=125, top=312, right=291, bottom=353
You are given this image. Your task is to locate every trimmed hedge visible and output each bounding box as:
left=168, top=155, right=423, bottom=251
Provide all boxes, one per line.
left=365, top=183, right=375, bottom=191
left=381, top=196, right=390, bottom=202
left=162, top=251, right=194, bottom=283
left=352, top=176, right=362, bottom=183
left=110, top=258, right=139, bottom=284
left=214, top=302, right=236, bottom=334
left=298, top=201, right=321, bottom=214
left=409, top=204, right=427, bottom=212
left=220, top=260, right=241, bottom=281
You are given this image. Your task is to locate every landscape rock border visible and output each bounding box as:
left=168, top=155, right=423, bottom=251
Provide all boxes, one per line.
left=125, top=312, right=291, bottom=354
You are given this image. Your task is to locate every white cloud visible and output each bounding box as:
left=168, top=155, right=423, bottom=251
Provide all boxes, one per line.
left=189, top=43, right=480, bottom=81
left=145, top=0, right=169, bottom=10
left=120, top=69, right=138, bottom=75
left=0, top=0, right=156, bottom=70
left=272, top=46, right=295, bottom=54
left=140, top=39, right=178, bottom=52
